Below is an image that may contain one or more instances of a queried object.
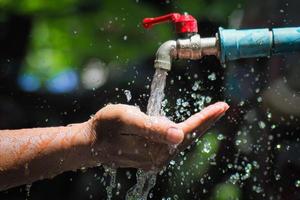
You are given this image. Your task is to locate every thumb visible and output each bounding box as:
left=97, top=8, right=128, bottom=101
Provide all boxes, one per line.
left=177, top=102, right=229, bottom=150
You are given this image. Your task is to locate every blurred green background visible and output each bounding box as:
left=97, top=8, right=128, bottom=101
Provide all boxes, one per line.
left=0, top=0, right=243, bottom=93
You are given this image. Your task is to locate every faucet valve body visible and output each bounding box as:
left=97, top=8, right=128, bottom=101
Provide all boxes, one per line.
left=153, top=35, right=219, bottom=71
left=176, top=34, right=218, bottom=60
left=176, top=34, right=202, bottom=60
left=143, top=13, right=219, bottom=71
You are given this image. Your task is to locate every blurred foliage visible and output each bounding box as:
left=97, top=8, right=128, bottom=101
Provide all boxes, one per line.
left=211, top=183, right=241, bottom=200
left=0, top=0, right=244, bottom=89
left=167, top=131, right=221, bottom=197
left=0, top=0, right=81, bottom=14
left=173, top=0, right=244, bottom=23
left=10, top=0, right=173, bottom=84
left=180, top=131, right=220, bottom=178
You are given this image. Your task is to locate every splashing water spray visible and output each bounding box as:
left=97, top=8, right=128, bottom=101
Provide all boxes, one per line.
left=114, top=13, right=300, bottom=199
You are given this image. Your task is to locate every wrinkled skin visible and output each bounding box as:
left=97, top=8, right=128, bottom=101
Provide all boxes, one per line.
left=0, top=102, right=228, bottom=191
left=90, top=102, right=229, bottom=170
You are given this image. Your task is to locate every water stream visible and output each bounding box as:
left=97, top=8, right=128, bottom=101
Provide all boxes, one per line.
left=125, top=68, right=168, bottom=200
left=104, top=68, right=168, bottom=200
left=104, top=166, right=117, bottom=200
left=146, top=68, right=168, bottom=116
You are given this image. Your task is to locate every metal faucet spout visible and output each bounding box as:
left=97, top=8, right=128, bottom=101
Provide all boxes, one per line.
left=154, top=40, right=177, bottom=71
left=154, top=35, right=219, bottom=71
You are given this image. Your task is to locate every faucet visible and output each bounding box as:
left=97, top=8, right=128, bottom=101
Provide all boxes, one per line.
left=142, top=13, right=300, bottom=71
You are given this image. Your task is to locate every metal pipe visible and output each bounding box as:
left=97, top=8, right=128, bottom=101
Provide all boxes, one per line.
left=218, top=27, right=300, bottom=63
left=200, top=37, right=219, bottom=57
left=154, top=34, right=219, bottom=71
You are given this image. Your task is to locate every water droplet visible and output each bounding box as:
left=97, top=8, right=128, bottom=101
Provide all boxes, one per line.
left=203, top=142, right=212, bottom=153
left=258, top=121, right=266, bottom=129
left=169, top=160, right=176, bottom=165
left=252, top=185, right=263, bottom=193
left=126, top=171, right=132, bottom=179
left=124, top=90, right=132, bottom=102
left=235, top=139, right=241, bottom=146
left=25, top=184, right=31, bottom=200
left=117, top=150, right=122, bottom=155
left=205, top=96, right=212, bottom=103
left=257, top=96, right=262, bottom=102
left=104, top=166, right=117, bottom=200
left=271, top=124, right=276, bottom=129
left=192, top=81, right=201, bottom=91
left=217, top=134, right=225, bottom=140
left=208, top=72, right=216, bottom=81
left=295, top=180, right=300, bottom=187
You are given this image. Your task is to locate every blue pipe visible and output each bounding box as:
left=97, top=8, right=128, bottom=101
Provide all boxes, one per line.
left=218, top=27, right=300, bottom=63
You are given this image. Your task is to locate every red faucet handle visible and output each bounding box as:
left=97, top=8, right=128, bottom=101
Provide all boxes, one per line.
left=142, top=13, right=198, bottom=34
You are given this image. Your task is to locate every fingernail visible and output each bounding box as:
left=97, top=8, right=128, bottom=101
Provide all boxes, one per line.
left=167, top=127, right=184, bottom=144
left=223, top=103, right=229, bottom=111
left=215, top=102, right=229, bottom=112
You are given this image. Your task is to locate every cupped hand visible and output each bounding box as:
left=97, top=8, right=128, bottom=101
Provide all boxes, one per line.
left=88, top=102, right=229, bottom=170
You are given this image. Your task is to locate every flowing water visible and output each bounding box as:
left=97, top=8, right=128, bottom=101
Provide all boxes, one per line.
left=104, top=166, right=117, bottom=200
left=125, top=170, right=158, bottom=200
left=104, top=68, right=168, bottom=200
left=25, top=184, right=31, bottom=200
left=146, top=68, right=168, bottom=116
left=125, top=68, right=168, bottom=200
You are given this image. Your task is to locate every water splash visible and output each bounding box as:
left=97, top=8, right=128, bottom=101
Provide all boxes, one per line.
left=124, top=90, right=132, bottom=102
left=295, top=180, right=300, bottom=187
left=126, top=68, right=168, bottom=200
left=125, top=170, right=157, bottom=200
left=104, top=166, right=117, bottom=200
left=25, top=184, right=31, bottom=200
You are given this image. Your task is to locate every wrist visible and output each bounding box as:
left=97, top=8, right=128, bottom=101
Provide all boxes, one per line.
left=63, top=121, right=96, bottom=169
left=71, top=118, right=108, bottom=168
left=73, top=120, right=96, bottom=147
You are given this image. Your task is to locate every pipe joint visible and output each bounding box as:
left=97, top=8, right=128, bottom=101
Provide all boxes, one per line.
left=154, top=34, right=219, bottom=71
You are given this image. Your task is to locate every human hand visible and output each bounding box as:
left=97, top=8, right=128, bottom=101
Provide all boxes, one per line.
left=87, top=102, right=229, bottom=170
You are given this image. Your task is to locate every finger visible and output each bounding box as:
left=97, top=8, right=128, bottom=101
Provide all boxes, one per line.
left=177, top=102, right=229, bottom=150
left=127, top=102, right=228, bottom=146
left=145, top=116, right=185, bottom=145
left=121, top=114, right=184, bottom=145
left=178, top=102, right=229, bottom=134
